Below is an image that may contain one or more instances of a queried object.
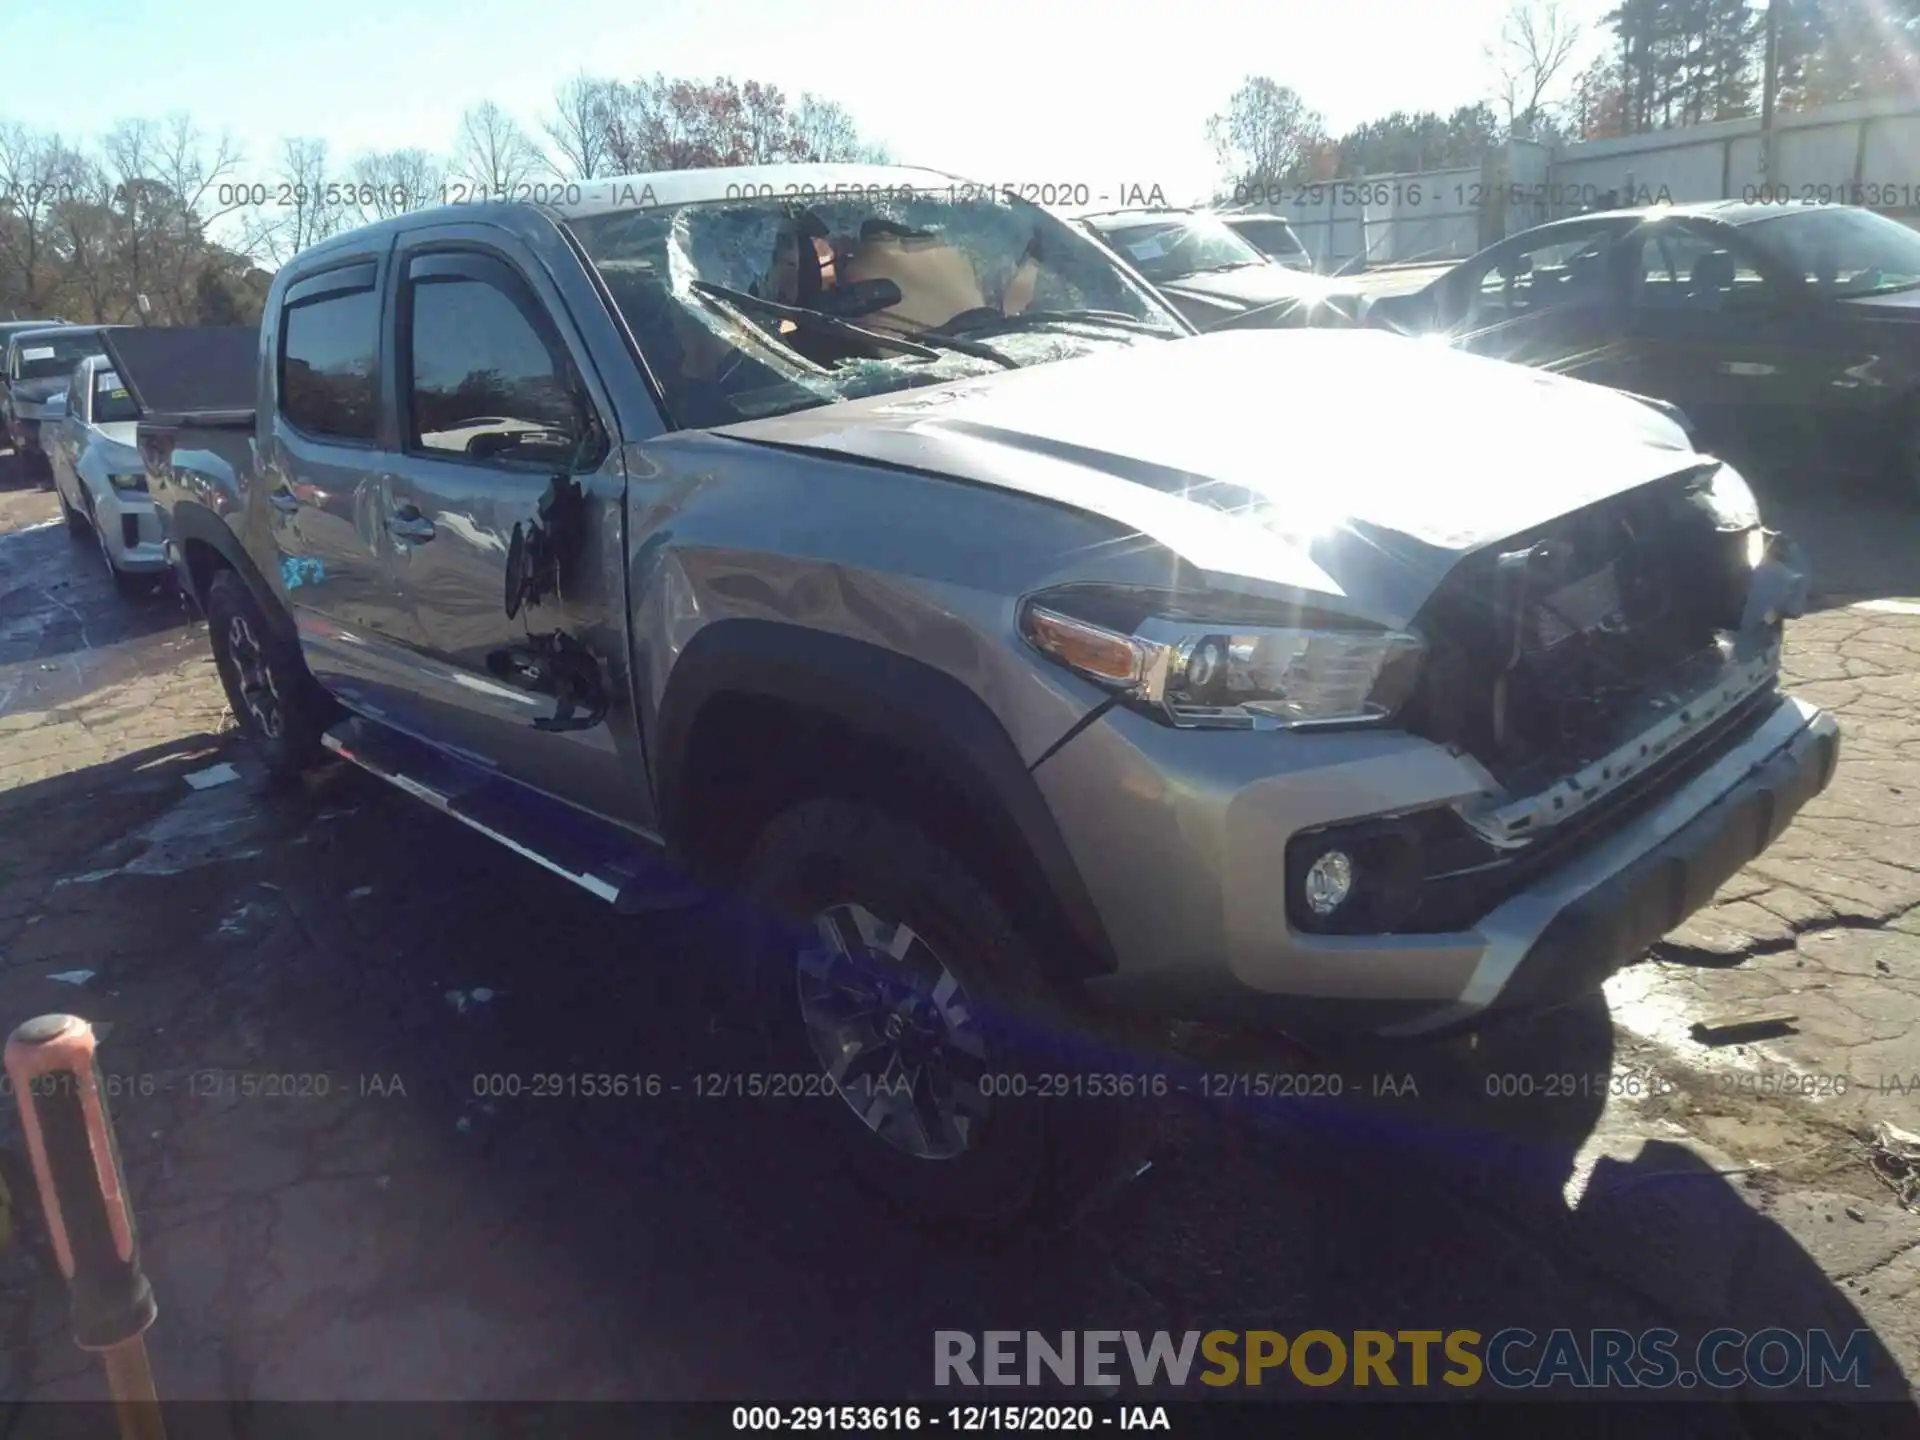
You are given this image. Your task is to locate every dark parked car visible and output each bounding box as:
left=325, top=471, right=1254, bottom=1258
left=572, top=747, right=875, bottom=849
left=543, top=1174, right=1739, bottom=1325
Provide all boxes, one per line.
left=1220, top=212, right=1314, bottom=271
left=4, top=324, right=118, bottom=483
left=1365, top=200, right=1920, bottom=497
left=1079, top=207, right=1357, bottom=327
left=132, top=164, right=1833, bottom=1231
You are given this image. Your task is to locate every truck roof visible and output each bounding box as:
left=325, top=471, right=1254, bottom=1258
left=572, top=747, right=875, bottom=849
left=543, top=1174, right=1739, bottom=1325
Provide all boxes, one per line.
left=294, top=163, right=988, bottom=266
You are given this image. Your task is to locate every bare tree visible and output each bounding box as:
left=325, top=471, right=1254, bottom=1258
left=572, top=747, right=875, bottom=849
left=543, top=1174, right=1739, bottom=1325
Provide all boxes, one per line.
left=793, top=94, right=864, bottom=162
left=1489, top=0, right=1583, bottom=139
left=545, top=74, right=615, bottom=178
left=237, top=137, right=346, bottom=266
left=0, top=122, right=86, bottom=315
left=349, top=147, right=445, bottom=222
left=1205, top=77, right=1328, bottom=190
left=453, top=101, right=544, bottom=193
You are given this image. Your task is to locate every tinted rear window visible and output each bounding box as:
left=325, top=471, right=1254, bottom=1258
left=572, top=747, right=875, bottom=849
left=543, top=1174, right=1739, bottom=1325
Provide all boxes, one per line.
left=280, top=290, right=378, bottom=441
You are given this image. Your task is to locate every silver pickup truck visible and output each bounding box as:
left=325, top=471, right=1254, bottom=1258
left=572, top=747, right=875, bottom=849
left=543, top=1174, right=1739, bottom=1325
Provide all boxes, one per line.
left=132, top=163, right=1838, bottom=1231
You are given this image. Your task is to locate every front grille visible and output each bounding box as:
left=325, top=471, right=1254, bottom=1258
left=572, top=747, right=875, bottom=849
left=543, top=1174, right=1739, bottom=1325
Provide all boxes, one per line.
left=1401, top=468, right=1753, bottom=789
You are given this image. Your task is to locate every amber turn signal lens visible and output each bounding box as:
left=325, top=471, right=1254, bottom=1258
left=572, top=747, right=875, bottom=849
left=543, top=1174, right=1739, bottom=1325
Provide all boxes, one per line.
left=1020, top=606, right=1145, bottom=687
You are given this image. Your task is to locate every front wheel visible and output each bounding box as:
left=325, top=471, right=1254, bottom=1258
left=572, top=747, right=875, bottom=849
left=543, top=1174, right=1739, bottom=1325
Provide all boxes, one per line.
left=735, top=798, right=1153, bottom=1235
left=204, top=569, right=327, bottom=780
left=58, top=485, right=88, bottom=540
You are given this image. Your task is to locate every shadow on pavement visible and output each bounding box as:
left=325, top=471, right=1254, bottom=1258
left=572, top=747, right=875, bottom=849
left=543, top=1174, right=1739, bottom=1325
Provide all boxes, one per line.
left=0, top=745, right=1911, bottom=1430
left=0, top=521, right=192, bottom=681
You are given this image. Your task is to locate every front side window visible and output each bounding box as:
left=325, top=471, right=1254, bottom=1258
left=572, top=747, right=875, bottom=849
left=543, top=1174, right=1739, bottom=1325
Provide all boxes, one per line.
left=566, top=188, right=1184, bottom=433
left=280, top=289, right=378, bottom=441
left=405, top=268, right=592, bottom=469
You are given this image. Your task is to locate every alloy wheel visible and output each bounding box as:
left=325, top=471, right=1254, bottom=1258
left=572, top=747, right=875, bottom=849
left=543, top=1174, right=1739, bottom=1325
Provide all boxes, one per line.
left=798, top=901, right=991, bottom=1161
left=224, top=614, right=285, bottom=740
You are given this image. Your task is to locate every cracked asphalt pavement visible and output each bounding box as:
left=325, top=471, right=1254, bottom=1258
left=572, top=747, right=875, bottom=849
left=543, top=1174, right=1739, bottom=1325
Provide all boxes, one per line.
left=1, top=451, right=1918, bottom=1426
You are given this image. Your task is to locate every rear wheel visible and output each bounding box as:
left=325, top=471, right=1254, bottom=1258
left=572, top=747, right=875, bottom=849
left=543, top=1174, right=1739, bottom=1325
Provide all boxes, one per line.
left=204, top=569, right=327, bottom=780
left=735, top=798, right=1153, bottom=1236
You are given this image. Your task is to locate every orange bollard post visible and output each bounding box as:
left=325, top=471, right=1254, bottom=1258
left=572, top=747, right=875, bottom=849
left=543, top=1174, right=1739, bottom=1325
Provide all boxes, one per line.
left=5, top=1014, right=163, bottom=1440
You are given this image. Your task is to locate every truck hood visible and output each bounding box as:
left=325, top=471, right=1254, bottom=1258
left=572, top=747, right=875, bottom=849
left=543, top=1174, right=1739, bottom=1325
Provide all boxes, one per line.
left=719, top=328, right=1707, bottom=627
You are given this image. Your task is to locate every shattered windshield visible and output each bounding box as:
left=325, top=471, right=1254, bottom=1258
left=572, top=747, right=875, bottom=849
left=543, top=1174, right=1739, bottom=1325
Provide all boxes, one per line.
left=1093, top=214, right=1269, bottom=283
left=565, top=190, right=1185, bottom=432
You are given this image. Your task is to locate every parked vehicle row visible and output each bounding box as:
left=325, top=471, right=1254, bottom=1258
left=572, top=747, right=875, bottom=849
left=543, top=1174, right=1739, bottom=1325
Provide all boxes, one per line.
left=1077, top=206, right=1361, bottom=328
left=2, top=322, right=124, bottom=483
left=1363, top=199, right=1920, bottom=499
left=93, top=163, right=1834, bottom=1235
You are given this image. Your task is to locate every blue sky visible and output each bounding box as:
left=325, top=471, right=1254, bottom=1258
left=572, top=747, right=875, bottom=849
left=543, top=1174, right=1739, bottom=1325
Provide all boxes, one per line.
left=11, top=0, right=1614, bottom=201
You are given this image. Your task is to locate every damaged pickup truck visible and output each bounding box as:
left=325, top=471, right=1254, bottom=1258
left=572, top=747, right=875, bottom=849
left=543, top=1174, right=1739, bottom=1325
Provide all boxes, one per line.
left=133, top=163, right=1838, bottom=1230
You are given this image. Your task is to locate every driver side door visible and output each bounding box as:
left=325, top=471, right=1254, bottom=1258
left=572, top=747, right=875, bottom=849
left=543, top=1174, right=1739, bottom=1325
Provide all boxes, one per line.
left=378, top=228, right=645, bottom=825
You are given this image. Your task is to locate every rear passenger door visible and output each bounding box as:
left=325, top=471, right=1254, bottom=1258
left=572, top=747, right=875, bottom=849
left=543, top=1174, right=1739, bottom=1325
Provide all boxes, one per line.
left=259, top=251, right=419, bottom=714
left=376, top=226, right=643, bottom=824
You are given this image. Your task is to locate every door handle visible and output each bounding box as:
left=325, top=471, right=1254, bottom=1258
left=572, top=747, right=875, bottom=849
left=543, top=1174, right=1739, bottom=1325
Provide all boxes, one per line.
left=387, top=505, right=436, bottom=543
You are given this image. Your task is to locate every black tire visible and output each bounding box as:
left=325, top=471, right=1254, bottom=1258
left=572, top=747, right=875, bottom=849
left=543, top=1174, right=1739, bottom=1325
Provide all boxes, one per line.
left=58, top=486, right=87, bottom=539
left=204, top=569, right=327, bottom=780
left=734, top=798, right=1154, bottom=1237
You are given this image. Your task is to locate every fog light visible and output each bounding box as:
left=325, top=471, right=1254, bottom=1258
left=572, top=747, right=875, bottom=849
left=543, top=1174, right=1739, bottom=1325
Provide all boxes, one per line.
left=1303, top=849, right=1354, bottom=917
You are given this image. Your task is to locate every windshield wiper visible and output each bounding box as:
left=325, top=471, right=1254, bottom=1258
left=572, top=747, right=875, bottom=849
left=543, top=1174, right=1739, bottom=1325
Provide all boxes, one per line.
left=687, top=280, right=944, bottom=361
left=931, top=308, right=1177, bottom=338
left=687, top=280, right=1021, bottom=370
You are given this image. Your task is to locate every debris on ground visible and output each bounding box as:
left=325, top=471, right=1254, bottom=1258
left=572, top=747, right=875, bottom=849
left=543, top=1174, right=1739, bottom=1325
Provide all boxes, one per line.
left=1689, top=1013, right=1799, bottom=1045
left=183, top=762, right=241, bottom=790
left=46, top=970, right=94, bottom=987
left=1865, top=1121, right=1920, bottom=1212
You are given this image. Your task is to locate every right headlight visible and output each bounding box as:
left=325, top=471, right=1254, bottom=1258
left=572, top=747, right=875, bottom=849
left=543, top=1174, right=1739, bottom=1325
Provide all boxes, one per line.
left=1020, top=597, right=1425, bottom=730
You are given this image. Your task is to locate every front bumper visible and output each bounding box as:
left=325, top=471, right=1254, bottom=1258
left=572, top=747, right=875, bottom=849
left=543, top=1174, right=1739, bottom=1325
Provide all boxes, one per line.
left=1045, top=691, right=1837, bottom=1038
left=93, top=489, right=168, bottom=572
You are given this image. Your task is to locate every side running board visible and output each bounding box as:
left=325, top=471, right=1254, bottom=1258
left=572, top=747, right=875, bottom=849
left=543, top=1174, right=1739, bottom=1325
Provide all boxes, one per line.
left=319, top=717, right=707, bottom=913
